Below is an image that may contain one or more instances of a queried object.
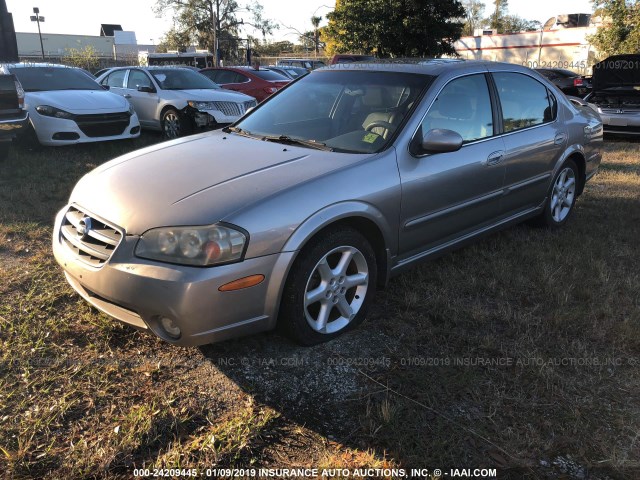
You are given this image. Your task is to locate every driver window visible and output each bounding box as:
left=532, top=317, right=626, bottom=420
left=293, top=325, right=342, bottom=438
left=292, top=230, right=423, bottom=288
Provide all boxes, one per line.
left=422, top=74, right=494, bottom=143
left=127, top=70, right=152, bottom=90
left=102, top=69, right=126, bottom=88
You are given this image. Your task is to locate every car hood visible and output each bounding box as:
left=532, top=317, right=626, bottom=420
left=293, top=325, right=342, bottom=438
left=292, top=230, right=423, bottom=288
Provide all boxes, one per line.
left=25, top=90, right=129, bottom=112
left=164, top=88, right=253, bottom=103
left=592, top=54, right=640, bottom=92
left=70, top=131, right=371, bottom=235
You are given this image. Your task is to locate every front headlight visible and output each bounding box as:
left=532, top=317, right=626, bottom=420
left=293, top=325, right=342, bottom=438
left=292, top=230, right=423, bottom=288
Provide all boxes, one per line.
left=35, top=105, right=74, bottom=119
left=135, top=224, right=247, bottom=267
left=187, top=100, right=217, bottom=111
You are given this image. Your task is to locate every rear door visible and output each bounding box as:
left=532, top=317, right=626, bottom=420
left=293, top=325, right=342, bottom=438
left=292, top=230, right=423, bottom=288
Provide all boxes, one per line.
left=490, top=71, right=566, bottom=215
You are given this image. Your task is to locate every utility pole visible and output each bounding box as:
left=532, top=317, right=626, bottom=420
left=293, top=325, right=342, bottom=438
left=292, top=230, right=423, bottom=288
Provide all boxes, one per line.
left=30, top=7, right=45, bottom=60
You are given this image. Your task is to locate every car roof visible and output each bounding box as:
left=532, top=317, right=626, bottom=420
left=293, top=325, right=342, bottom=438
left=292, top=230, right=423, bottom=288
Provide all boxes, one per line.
left=315, top=60, right=522, bottom=77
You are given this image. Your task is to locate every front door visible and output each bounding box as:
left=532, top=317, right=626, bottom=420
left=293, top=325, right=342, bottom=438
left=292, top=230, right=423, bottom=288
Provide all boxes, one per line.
left=124, top=69, right=159, bottom=128
left=396, top=73, right=506, bottom=259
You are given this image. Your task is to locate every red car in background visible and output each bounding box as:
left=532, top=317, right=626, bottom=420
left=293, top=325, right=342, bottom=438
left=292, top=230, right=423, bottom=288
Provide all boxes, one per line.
left=199, top=66, right=290, bottom=102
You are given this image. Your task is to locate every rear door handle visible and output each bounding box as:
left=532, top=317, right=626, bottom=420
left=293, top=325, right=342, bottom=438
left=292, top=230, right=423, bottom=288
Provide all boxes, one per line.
left=485, top=150, right=504, bottom=166
left=554, top=133, right=567, bottom=145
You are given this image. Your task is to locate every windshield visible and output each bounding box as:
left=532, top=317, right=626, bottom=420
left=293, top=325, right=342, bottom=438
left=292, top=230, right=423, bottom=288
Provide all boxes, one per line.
left=150, top=68, right=220, bottom=90
left=9, top=67, right=102, bottom=92
left=285, top=67, right=308, bottom=78
left=250, top=69, right=289, bottom=81
left=235, top=70, right=433, bottom=154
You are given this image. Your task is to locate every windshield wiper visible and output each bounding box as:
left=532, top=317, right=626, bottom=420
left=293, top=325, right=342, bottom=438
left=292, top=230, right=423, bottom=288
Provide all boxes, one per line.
left=223, top=126, right=258, bottom=139
left=261, top=135, right=333, bottom=151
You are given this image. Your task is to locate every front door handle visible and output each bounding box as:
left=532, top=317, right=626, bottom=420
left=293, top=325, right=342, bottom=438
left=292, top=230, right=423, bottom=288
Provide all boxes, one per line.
left=554, top=133, right=567, bottom=145
left=123, top=94, right=132, bottom=99
left=485, top=150, right=504, bottom=166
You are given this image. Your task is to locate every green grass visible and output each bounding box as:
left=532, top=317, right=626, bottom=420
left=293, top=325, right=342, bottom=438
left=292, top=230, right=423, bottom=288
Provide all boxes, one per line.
left=0, top=135, right=639, bottom=479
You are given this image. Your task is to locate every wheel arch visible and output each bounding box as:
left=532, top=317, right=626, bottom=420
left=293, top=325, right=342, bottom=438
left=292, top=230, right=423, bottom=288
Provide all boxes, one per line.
left=557, top=145, right=586, bottom=195
left=282, top=202, right=394, bottom=289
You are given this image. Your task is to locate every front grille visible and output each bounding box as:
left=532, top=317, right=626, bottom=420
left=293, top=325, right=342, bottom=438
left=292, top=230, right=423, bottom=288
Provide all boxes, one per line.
left=213, top=101, right=242, bottom=117
left=59, top=206, right=122, bottom=267
left=74, top=112, right=131, bottom=137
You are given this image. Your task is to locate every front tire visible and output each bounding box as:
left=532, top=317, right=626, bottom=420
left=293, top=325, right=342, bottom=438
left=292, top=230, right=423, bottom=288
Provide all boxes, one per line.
left=161, top=108, right=192, bottom=139
left=533, top=159, right=579, bottom=228
left=279, top=227, right=377, bottom=346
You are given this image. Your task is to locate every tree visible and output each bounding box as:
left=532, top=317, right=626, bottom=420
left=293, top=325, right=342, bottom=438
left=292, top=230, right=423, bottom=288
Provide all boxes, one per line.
left=501, top=14, right=539, bottom=33
left=588, top=0, right=640, bottom=57
left=487, top=0, right=508, bottom=32
left=66, top=45, right=99, bottom=72
left=325, top=0, right=465, bottom=57
left=154, top=0, right=277, bottom=64
left=156, top=26, right=193, bottom=53
left=311, top=15, right=322, bottom=54
left=462, top=0, right=485, bottom=36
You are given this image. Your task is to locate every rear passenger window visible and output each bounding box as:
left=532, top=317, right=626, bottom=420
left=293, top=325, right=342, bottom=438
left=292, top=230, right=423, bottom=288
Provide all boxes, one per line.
left=493, top=72, right=556, bottom=132
left=421, top=74, right=494, bottom=143
left=102, top=70, right=126, bottom=88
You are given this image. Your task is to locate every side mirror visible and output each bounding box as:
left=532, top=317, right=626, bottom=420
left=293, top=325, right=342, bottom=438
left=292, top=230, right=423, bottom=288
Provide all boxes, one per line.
left=138, top=85, right=156, bottom=93
left=420, top=128, right=463, bottom=154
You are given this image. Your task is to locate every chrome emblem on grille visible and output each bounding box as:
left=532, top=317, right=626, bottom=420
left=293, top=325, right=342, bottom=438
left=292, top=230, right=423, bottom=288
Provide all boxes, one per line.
left=77, top=216, right=93, bottom=239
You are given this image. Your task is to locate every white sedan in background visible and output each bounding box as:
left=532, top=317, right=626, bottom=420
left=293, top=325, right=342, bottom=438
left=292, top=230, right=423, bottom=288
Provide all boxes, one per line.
left=96, top=67, right=257, bottom=139
left=2, top=64, right=140, bottom=146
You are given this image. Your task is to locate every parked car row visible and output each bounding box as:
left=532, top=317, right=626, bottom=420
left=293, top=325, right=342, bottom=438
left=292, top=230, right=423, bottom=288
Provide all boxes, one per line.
left=2, top=53, right=639, bottom=152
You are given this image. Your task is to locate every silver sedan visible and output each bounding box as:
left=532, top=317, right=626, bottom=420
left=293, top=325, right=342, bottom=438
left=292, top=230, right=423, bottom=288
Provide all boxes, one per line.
left=53, top=61, right=603, bottom=346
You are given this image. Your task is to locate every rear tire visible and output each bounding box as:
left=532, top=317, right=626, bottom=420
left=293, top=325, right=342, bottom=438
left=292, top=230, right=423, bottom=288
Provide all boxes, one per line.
left=531, top=159, right=579, bottom=228
left=279, top=227, right=377, bottom=346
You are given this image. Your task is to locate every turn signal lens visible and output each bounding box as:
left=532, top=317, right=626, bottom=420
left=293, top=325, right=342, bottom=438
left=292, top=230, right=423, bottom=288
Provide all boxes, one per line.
left=219, top=275, right=265, bottom=291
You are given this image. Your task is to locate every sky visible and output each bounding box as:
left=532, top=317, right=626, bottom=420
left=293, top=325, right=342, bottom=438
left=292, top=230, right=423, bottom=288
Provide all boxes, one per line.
left=5, top=0, right=595, bottom=45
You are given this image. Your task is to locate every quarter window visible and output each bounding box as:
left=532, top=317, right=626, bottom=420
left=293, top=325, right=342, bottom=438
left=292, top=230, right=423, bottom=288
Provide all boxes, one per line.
left=421, top=74, right=494, bottom=143
left=493, top=72, right=556, bottom=132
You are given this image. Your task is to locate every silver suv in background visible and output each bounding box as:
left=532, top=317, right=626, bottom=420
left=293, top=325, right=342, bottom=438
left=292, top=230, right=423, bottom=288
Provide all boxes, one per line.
left=96, top=67, right=257, bottom=139
left=54, top=61, right=602, bottom=347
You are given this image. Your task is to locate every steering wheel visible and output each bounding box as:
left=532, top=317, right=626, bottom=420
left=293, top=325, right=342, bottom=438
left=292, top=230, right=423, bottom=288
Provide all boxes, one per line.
left=364, top=120, right=396, bottom=133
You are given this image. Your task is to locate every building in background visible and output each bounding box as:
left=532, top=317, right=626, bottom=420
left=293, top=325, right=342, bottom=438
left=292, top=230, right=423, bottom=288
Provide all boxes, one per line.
left=14, top=24, right=156, bottom=65
left=454, top=13, right=600, bottom=74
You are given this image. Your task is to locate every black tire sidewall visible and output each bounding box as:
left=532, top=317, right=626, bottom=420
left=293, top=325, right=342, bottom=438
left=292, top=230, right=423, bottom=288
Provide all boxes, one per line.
left=162, top=108, right=191, bottom=139
left=279, top=227, right=377, bottom=346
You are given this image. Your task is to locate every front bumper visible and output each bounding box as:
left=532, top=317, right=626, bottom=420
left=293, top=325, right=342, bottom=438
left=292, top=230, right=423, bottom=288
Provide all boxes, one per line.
left=32, top=112, right=141, bottom=146
left=52, top=206, right=295, bottom=346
